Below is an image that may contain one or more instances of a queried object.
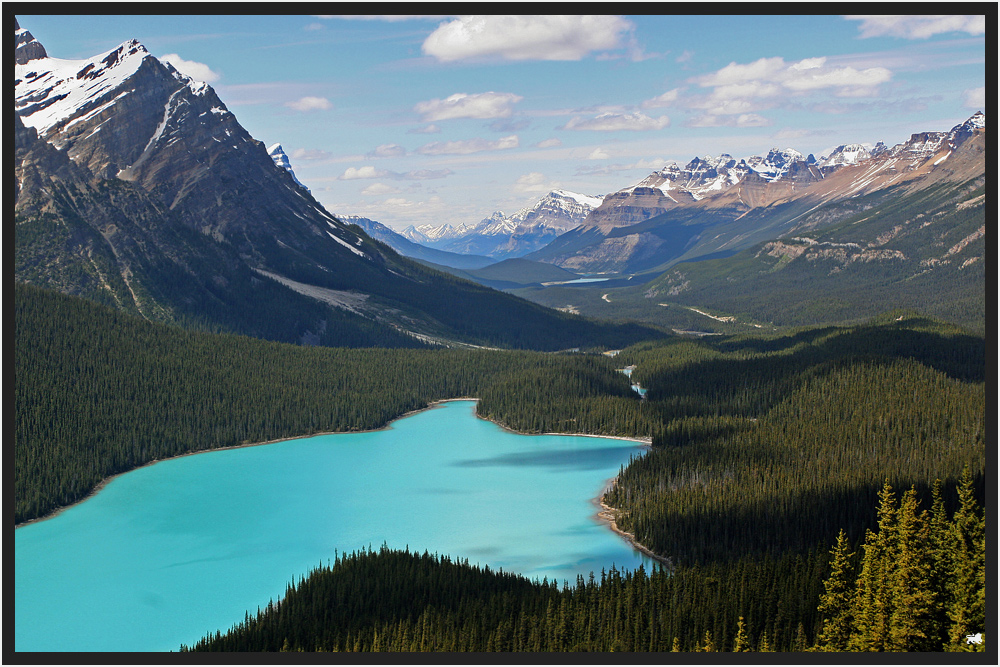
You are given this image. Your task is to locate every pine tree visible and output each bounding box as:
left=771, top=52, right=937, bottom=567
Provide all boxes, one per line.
left=733, top=616, right=751, bottom=651
left=886, top=487, right=935, bottom=650
left=816, top=529, right=855, bottom=651
left=847, top=482, right=897, bottom=651
left=946, top=468, right=986, bottom=651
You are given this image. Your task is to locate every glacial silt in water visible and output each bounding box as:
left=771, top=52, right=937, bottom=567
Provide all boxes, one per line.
left=15, top=400, right=649, bottom=652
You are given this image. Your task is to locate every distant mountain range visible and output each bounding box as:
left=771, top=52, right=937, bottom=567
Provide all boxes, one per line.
left=400, top=190, right=604, bottom=259
left=525, top=112, right=986, bottom=276
left=13, top=18, right=659, bottom=351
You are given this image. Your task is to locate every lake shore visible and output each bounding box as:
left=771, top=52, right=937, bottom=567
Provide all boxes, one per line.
left=594, top=480, right=674, bottom=572
left=15, top=397, right=653, bottom=533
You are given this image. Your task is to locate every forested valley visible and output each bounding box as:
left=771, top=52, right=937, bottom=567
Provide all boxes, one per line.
left=15, top=283, right=986, bottom=653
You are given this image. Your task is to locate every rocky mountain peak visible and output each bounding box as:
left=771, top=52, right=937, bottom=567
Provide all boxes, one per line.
left=15, top=18, right=48, bottom=65
left=268, top=143, right=310, bottom=193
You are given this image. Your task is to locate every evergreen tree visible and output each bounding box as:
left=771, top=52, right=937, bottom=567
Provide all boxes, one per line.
left=815, top=529, right=855, bottom=651
left=886, top=487, right=935, bottom=650
left=946, top=468, right=986, bottom=651
left=847, top=482, right=897, bottom=651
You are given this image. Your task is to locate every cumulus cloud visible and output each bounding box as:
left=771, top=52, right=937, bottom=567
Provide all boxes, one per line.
left=422, top=15, right=633, bottom=61
left=536, top=138, right=563, bottom=148
left=563, top=112, right=670, bottom=132
left=408, top=124, right=442, bottom=134
left=844, top=15, right=986, bottom=39
left=513, top=172, right=552, bottom=193
left=689, top=55, right=892, bottom=117
left=416, top=135, right=519, bottom=155
left=641, top=88, right=682, bottom=109
left=339, top=166, right=389, bottom=180
left=360, top=183, right=401, bottom=196
left=160, top=54, right=221, bottom=83
left=963, top=86, right=986, bottom=109
left=414, top=92, right=523, bottom=122
left=285, top=96, right=333, bottom=112
left=367, top=143, right=407, bottom=158
left=587, top=147, right=610, bottom=160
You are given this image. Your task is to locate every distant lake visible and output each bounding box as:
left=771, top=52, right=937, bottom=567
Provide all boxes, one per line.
left=561, top=277, right=609, bottom=284
left=14, top=400, right=650, bottom=652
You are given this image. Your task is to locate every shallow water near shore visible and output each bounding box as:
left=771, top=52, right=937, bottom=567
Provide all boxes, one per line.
left=15, top=400, right=650, bottom=652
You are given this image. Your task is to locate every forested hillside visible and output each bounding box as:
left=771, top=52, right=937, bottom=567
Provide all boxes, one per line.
left=514, top=176, right=986, bottom=336
left=16, top=284, right=985, bottom=652
left=185, top=471, right=985, bottom=653
left=15, top=283, right=645, bottom=525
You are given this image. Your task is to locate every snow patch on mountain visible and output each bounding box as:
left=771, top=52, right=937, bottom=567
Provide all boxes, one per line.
left=15, top=39, right=151, bottom=136
left=268, top=143, right=310, bottom=193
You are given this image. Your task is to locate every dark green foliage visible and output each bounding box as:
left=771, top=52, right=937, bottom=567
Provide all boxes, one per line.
left=14, top=283, right=645, bottom=524
left=518, top=178, right=986, bottom=335
left=17, top=283, right=984, bottom=653
left=817, top=475, right=987, bottom=652
left=606, top=319, right=985, bottom=565
left=182, top=544, right=829, bottom=653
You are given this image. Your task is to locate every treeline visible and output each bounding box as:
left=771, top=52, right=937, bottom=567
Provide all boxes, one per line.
left=184, top=474, right=984, bottom=652
left=14, top=283, right=645, bottom=524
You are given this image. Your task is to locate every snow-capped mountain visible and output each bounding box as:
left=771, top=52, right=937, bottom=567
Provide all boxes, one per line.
left=268, top=143, right=310, bottom=194
left=528, top=113, right=986, bottom=274
left=816, top=144, right=873, bottom=172
left=399, top=190, right=602, bottom=259
left=16, top=17, right=624, bottom=351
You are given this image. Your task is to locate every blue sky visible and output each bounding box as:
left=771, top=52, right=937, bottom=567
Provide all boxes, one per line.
left=19, top=13, right=987, bottom=230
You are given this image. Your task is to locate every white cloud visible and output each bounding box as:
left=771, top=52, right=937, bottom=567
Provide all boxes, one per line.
left=422, top=15, right=633, bottom=62
left=285, top=96, right=333, bottom=112
left=686, top=113, right=771, bottom=128
left=536, top=138, right=563, bottom=148
left=408, top=124, right=442, bottom=134
left=339, top=166, right=389, bottom=180
left=414, top=92, right=523, bottom=122
left=315, top=15, right=447, bottom=22
left=844, top=15, right=986, bottom=39
left=587, top=147, right=610, bottom=160
left=290, top=148, right=332, bottom=161
left=417, top=135, right=519, bottom=155
left=160, top=54, right=220, bottom=83
left=691, top=56, right=892, bottom=114
left=513, top=172, right=552, bottom=193
left=340, top=166, right=455, bottom=181
left=367, top=143, right=407, bottom=158
left=563, top=112, right=670, bottom=132
left=403, top=169, right=454, bottom=180
left=641, top=88, right=682, bottom=109
left=963, top=86, right=986, bottom=109
left=575, top=158, right=665, bottom=175
left=360, top=183, right=401, bottom=195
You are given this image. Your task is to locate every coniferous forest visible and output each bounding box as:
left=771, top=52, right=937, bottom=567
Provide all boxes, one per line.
left=14, top=283, right=987, bottom=653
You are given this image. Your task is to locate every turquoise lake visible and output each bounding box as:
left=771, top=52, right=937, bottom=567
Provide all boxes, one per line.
left=14, top=400, right=650, bottom=652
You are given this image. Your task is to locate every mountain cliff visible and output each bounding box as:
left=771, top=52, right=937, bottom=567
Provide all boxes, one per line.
left=14, top=19, right=659, bottom=351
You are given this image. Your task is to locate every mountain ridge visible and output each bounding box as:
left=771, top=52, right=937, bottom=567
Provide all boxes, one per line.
left=14, top=19, right=662, bottom=352
left=525, top=112, right=986, bottom=275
